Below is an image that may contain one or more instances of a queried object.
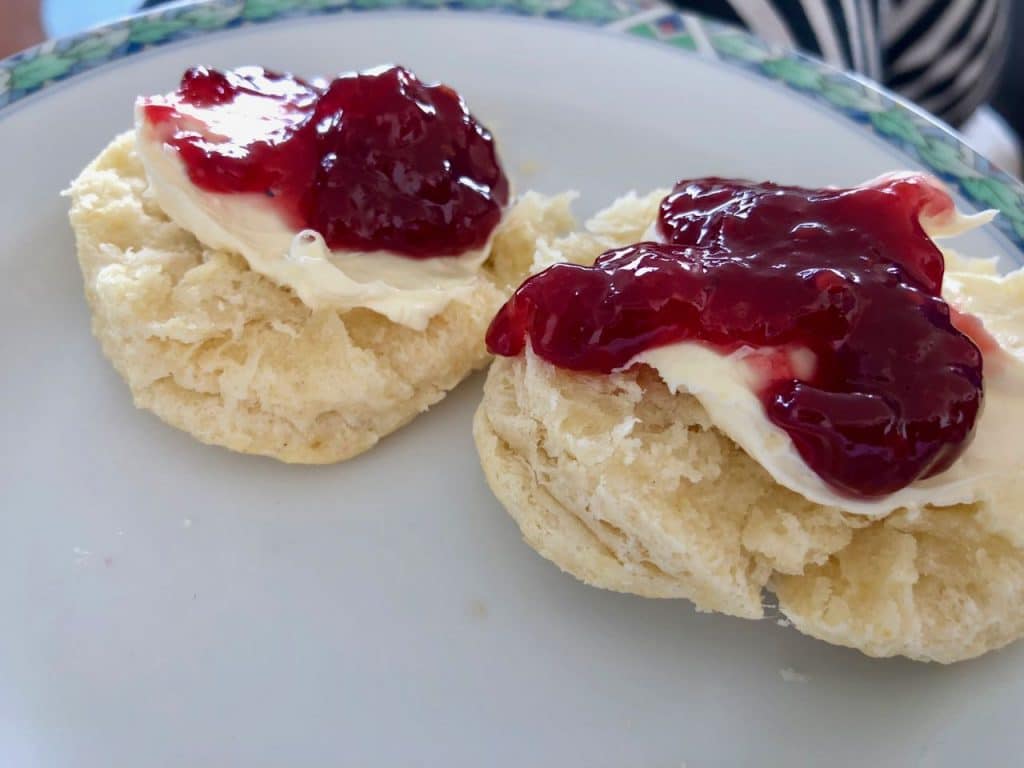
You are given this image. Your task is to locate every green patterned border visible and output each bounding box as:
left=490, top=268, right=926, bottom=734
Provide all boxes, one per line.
left=1, top=0, right=1022, bottom=252
left=0, top=0, right=658, bottom=98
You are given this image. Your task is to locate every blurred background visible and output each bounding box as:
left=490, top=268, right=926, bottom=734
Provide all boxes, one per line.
left=42, top=0, right=135, bottom=36
left=993, top=8, right=1022, bottom=152
left=2, top=0, right=1021, bottom=176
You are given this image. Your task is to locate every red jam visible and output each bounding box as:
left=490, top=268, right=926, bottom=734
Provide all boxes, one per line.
left=487, top=176, right=984, bottom=498
left=141, top=65, right=509, bottom=257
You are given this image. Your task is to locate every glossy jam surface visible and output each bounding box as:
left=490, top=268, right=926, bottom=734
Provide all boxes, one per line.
left=142, top=65, right=509, bottom=257
left=487, top=176, right=984, bottom=498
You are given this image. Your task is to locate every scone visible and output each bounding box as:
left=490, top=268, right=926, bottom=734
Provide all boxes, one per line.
left=68, top=65, right=574, bottom=463
left=474, top=179, right=1024, bottom=663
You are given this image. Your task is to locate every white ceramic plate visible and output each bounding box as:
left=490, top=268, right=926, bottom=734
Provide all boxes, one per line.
left=3, top=3, right=1024, bottom=765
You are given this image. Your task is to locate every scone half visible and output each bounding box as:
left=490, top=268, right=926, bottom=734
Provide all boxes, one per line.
left=70, top=132, right=574, bottom=463
left=474, top=188, right=1024, bottom=663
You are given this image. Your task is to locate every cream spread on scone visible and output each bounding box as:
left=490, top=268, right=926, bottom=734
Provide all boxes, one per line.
left=135, top=65, right=510, bottom=331
left=636, top=206, right=1023, bottom=517
left=491, top=176, right=1019, bottom=518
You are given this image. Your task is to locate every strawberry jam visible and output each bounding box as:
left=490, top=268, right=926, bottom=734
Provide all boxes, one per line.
left=141, top=65, right=509, bottom=257
left=486, top=176, right=984, bottom=498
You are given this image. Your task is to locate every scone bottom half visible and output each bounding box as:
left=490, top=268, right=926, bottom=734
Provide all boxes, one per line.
left=68, top=64, right=582, bottom=463
left=474, top=183, right=1024, bottom=664
left=70, top=75, right=576, bottom=464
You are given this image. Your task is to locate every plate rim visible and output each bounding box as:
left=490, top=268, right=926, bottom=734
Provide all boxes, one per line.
left=2, top=0, right=1022, bottom=250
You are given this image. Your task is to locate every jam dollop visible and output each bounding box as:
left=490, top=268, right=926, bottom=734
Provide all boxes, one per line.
left=141, top=64, right=509, bottom=257
left=486, top=176, right=984, bottom=498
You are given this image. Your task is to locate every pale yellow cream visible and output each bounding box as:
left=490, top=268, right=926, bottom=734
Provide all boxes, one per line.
left=631, top=194, right=1019, bottom=517
left=134, top=105, right=500, bottom=331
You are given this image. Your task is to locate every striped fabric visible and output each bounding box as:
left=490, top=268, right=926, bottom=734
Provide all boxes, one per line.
left=674, top=0, right=1010, bottom=126
left=138, top=0, right=1009, bottom=128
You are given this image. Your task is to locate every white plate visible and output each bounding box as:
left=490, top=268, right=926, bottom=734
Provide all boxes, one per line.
left=3, top=3, right=1024, bottom=765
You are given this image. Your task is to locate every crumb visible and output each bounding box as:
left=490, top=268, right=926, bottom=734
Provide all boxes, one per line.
left=518, top=159, right=540, bottom=178
left=776, top=618, right=792, bottom=628
left=779, top=667, right=810, bottom=683
left=270, top=319, right=299, bottom=338
left=468, top=599, right=488, bottom=620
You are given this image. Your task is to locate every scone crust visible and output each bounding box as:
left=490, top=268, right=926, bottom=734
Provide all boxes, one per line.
left=69, top=133, right=573, bottom=463
left=474, top=192, right=1024, bottom=664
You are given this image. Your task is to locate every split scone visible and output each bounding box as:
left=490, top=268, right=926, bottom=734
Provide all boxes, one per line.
left=68, top=65, right=574, bottom=463
left=474, top=178, right=1024, bottom=663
